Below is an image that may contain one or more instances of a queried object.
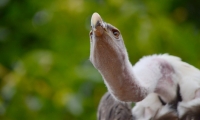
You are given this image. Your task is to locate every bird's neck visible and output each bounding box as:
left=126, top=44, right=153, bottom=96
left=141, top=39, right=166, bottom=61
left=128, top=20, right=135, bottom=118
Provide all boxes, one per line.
left=98, top=54, right=147, bottom=102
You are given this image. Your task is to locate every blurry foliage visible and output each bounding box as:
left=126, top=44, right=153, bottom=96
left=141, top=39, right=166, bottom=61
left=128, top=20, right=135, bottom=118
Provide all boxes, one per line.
left=0, top=0, right=200, bottom=120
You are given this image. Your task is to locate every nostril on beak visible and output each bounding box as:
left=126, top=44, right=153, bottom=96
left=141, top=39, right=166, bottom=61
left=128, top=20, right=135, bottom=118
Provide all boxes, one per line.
left=89, top=30, right=93, bottom=37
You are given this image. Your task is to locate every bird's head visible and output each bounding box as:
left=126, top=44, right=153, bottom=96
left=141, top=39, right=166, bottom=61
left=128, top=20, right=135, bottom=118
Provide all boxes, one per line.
left=89, top=13, right=128, bottom=71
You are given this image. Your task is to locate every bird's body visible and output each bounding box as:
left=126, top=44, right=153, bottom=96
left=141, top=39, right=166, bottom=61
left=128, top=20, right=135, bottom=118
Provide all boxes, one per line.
left=90, top=12, right=200, bottom=119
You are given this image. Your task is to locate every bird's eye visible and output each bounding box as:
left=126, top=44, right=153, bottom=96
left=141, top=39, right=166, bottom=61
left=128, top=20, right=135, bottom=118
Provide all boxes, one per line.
left=112, top=29, right=120, bottom=38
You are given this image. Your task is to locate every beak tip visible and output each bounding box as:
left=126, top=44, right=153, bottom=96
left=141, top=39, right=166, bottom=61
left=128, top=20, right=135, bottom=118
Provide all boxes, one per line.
left=91, top=12, right=102, bottom=27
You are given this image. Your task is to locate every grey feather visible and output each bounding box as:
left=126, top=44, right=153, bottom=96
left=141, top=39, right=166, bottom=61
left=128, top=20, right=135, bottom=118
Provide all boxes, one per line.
left=97, top=92, right=134, bottom=120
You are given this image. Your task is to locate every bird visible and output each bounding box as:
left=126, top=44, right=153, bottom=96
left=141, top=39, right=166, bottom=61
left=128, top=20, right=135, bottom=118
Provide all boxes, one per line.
left=89, top=12, right=200, bottom=119
left=89, top=12, right=200, bottom=103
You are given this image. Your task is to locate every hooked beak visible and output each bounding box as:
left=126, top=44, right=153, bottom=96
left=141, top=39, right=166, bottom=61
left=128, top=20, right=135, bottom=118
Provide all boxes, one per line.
left=91, top=12, right=106, bottom=36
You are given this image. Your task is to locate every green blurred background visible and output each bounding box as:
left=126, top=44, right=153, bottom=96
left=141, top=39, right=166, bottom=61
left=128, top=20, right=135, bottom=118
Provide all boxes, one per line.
left=0, top=0, right=200, bottom=120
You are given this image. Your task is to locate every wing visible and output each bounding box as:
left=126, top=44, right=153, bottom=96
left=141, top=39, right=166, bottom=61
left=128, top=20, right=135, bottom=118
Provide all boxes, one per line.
left=97, top=92, right=134, bottom=120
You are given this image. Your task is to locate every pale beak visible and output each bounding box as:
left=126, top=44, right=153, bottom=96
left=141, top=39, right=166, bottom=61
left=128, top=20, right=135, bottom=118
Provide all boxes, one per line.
left=91, top=12, right=105, bottom=36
